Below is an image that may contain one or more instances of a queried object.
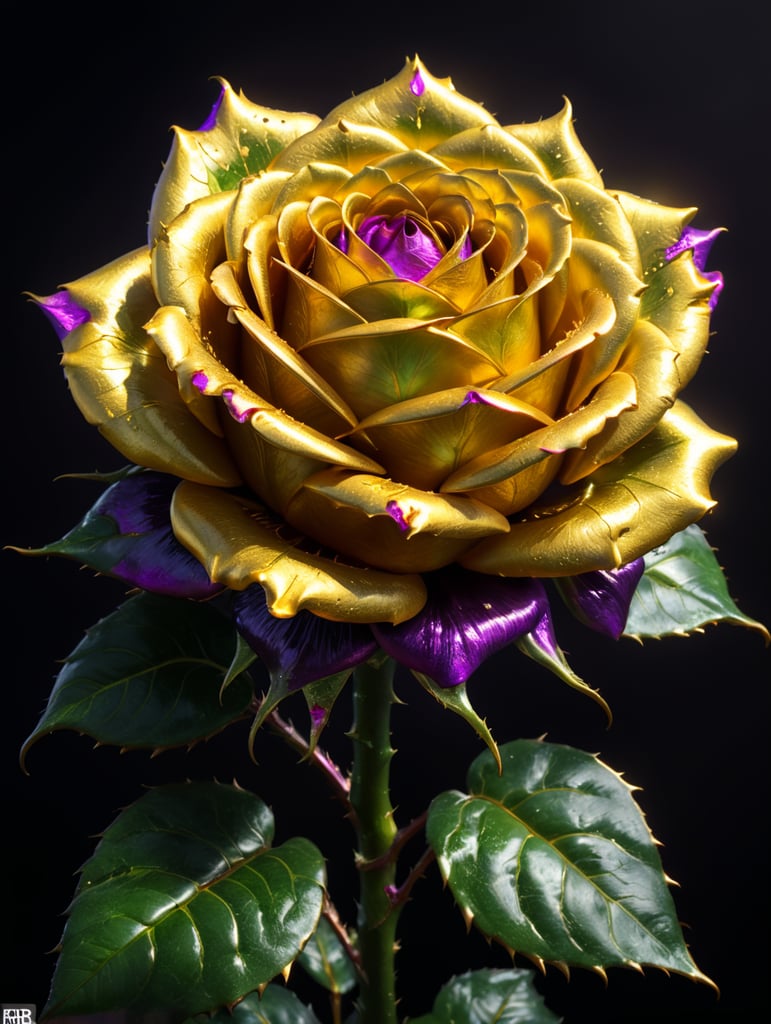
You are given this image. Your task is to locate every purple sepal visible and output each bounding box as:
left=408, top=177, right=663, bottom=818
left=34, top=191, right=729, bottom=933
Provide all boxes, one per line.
left=33, top=290, right=90, bottom=341
left=233, top=586, right=378, bottom=690
left=91, top=471, right=222, bottom=599
left=665, top=225, right=724, bottom=309
left=556, top=558, right=645, bottom=639
left=372, top=570, right=554, bottom=687
left=198, top=85, right=225, bottom=132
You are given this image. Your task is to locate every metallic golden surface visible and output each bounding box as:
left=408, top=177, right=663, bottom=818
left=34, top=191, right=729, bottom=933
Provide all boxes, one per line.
left=171, top=482, right=427, bottom=623
left=57, top=248, right=241, bottom=486
left=460, top=402, right=737, bottom=576
left=50, top=56, right=735, bottom=620
left=284, top=468, right=510, bottom=573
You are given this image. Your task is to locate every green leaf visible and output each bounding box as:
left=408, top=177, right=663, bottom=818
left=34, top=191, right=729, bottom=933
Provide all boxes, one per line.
left=625, top=524, right=769, bottom=639
left=43, top=782, right=326, bottom=1019
left=427, top=739, right=714, bottom=985
left=187, top=985, right=323, bottom=1023
left=298, top=915, right=358, bottom=994
left=409, top=968, right=561, bottom=1024
left=22, top=593, right=253, bottom=762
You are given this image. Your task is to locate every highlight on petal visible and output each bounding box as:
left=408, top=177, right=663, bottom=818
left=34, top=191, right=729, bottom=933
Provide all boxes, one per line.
left=30, top=289, right=90, bottom=340
left=233, top=585, right=377, bottom=689
left=666, top=225, right=725, bottom=309
left=556, top=558, right=645, bottom=638
left=371, top=569, right=553, bottom=687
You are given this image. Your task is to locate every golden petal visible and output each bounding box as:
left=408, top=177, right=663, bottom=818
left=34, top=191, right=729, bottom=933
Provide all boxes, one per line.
left=298, top=317, right=505, bottom=419
left=285, top=469, right=509, bottom=573
left=491, top=289, right=617, bottom=399
left=460, top=401, right=737, bottom=576
left=209, top=262, right=359, bottom=430
left=225, top=170, right=291, bottom=261
left=59, top=249, right=241, bottom=486
left=148, top=79, right=319, bottom=244
left=505, top=100, right=603, bottom=187
left=559, top=319, right=681, bottom=483
left=305, top=196, right=371, bottom=293
left=243, top=212, right=281, bottom=330
left=144, top=305, right=384, bottom=474
left=151, top=190, right=232, bottom=329
left=348, top=387, right=553, bottom=491
left=451, top=293, right=541, bottom=377
left=443, top=370, right=637, bottom=494
left=276, top=260, right=365, bottom=347
left=311, top=55, right=496, bottom=151
left=559, top=238, right=644, bottom=409
left=272, top=161, right=353, bottom=209
left=271, top=119, right=408, bottom=174
left=342, top=278, right=460, bottom=322
left=611, top=191, right=697, bottom=277
left=557, top=178, right=641, bottom=271
left=430, top=123, right=545, bottom=175
left=637, top=247, right=714, bottom=387
left=171, top=482, right=427, bottom=624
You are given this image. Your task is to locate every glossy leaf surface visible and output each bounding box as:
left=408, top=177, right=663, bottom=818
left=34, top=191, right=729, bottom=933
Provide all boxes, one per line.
left=22, top=593, right=252, bottom=760
left=409, top=968, right=560, bottom=1024
left=187, top=985, right=323, bottom=1023
left=44, top=782, right=326, bottom=1018
left=298, top=915, right=358, bottom=993
left=625, top=524, right=769, bottom=639
left=427, top=739, right=712, bottom=982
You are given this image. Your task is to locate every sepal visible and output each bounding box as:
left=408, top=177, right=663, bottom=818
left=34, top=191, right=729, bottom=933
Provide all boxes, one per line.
left=624, top=523, right=769, bottom=640
left=412, top=672, right=500, bottom=773
left=12, top=470, right=222, bottom=599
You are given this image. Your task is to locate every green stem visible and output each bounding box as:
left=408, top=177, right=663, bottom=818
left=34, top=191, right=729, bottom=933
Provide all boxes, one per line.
left=350, top=655, right=400, bottom=1024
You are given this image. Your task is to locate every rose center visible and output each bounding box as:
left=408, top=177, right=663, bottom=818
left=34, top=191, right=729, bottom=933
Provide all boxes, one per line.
left=335, top=214, right=470, bottom=283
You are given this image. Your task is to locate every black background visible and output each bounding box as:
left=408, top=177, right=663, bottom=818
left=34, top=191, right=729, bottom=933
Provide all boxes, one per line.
left=4, top=2, right=769, bottom=1021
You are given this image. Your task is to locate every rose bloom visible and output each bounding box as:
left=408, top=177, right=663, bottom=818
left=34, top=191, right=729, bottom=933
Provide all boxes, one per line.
left=35, top=57, right=734, bottom=691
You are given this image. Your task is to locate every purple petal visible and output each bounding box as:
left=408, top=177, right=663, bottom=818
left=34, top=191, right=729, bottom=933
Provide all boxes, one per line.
left=233, top=586, right=378, bottom=690
left=665, top=225, right=725, bottom=309
left=556, top=558, right=645, bottom=639
left=198, top=84, right=225, bottom=132
left=90, top=471, right=222, bottom=598
left=33, top=290, right=90, bottom=341
left=357, top=214, right=444, bottom=281
left=371, top=570, right=553, bottom=687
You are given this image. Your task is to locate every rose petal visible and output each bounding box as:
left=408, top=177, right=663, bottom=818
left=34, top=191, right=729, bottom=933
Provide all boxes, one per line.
left=233, top=585, right=377, bottom=689
left=666, top=225, right=724, bottom=309
left=372, top=570, right=552, bottom=687
left=357, top=214, right=445, bottom=281
left=31, top=290, right=90, bottom=340
left=556, top=558, right=645, bottom=638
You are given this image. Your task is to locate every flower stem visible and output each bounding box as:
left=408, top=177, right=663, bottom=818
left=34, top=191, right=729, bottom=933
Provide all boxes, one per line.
left=350, top=655, right=400, bottom=1024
